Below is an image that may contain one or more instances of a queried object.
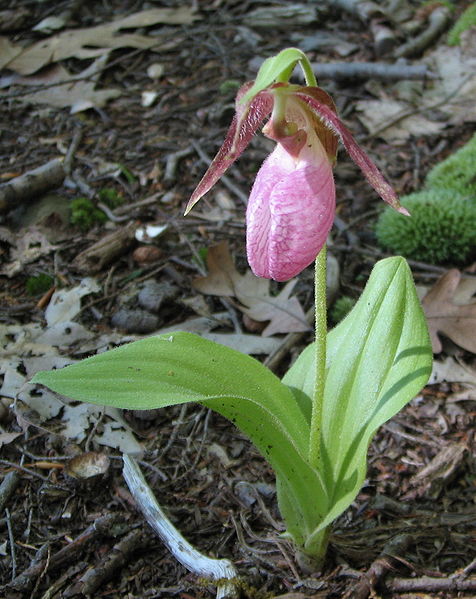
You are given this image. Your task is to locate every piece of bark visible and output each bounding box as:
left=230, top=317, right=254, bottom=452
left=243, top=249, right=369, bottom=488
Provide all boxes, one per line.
left=63, top=529, right=144, bottom=597
left=0, top=159, right=65, bottom=214
left=72, top=221, right=137, bottom=273
left=406, top=443, right=467, bottom=499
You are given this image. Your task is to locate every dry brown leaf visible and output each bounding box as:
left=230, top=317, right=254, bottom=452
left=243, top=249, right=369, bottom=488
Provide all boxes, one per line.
left=422, top=269, right=476, bottom=354
left=0, top=431, right=22, bottom=449
left=193, top=242, right=310, bottom=337
left=0, top=36, right=23, bottom=69
left=4, top=8, right=198, bottom=75
left=14, top=55, right=120, bottom=113
left=1, top=226, right=57, bottom=277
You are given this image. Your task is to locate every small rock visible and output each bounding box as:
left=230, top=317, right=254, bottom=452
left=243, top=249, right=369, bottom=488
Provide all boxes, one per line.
left=132, top=245, right=162, bottom=264
left=111, top=308, right=159, bottom=333
left=138, top=280, right=178, bottom=313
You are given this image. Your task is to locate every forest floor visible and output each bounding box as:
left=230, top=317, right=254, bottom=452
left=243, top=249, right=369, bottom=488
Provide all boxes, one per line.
left=0, top=1, right=475, bottom=598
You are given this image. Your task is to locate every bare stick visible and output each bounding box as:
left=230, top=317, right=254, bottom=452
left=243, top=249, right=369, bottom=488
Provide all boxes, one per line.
left=5, top=508, right=16, bottom=580
left=395, top=5, right=451, bottom=58
left=0, top=471, right=20, bottom=512
left=164, top=146, right=194, bottom=183
left=0, top=159, right=65, bottom=214
left=122, top=454, right=239, bottom=599
left=64, top=529, right=144, bottom=596
left=250, top=57, right=433, bottom=82
left=388, top=574, right=476, bottom=593
left=345, top=533, right=413, bottom=599
left=307, top=62, right=433, bottom=82
left=4, top=513, right=119, bottom=592
left=63, top=127, right=83, bottom=175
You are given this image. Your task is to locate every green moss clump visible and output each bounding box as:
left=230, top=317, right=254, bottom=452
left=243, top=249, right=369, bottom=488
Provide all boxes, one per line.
left=447, top=3, right=476, bottom=45
left=70, top=197, right=107, bottom=230
left=425, top=134, right=476, bottom=197
left=26, top=273, right=54, bottom=295
left=375, top=190, right=476, bottom=264
left=330, top=296, right=356, bottom=324
left=98, top=187, right=123, bottom=208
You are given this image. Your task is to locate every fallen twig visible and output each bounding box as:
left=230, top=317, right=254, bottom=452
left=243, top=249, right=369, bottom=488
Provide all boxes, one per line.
left=0, top=471, right=20, bottom=512
left=63, top=126, right=83, bottom=175
left=395, top=5, right=451, bottom=58
left=344, top=533, right=413, bottom=599
left=250, top=57, right=433, bottom=82
left=63, top=529, right=144, bottom=597
left=122, top=454, right=240, bottom=599
left=370, top=21, right=397, bottom=56
left=72, top=221, right=137, bottom=273
left=308, top=61, right=433, bottom=82
left=5, top=508, right=16, bottom=580
left=0, top=158, right=65, bottom=214
left=4, top=513, right=120, bottom=592
left=164, top=145, right=194, bottom=183
left=388, top=573, right=476, bottom=593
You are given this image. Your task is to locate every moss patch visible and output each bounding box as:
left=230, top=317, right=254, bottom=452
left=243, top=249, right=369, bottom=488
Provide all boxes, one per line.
left=375, top=190, right=476, bottom=264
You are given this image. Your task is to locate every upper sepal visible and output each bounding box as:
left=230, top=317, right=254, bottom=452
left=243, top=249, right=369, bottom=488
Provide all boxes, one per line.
left=241, top=48, right=308, bottom=105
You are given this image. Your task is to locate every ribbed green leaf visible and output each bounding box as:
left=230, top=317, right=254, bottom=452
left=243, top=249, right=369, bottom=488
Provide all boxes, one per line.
left=32, top=332, right=328, bottom=537
left=284, top=257, right=432, bottom=549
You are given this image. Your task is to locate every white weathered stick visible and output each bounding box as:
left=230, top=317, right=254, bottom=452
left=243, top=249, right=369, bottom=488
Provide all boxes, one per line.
left=122, top=454, right=239, bottom=599
left=0, top=159, right=65, bottom=213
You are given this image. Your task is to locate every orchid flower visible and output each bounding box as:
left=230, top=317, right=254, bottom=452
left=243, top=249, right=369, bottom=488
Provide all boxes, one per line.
left=186, top=52, right=407, bottom=281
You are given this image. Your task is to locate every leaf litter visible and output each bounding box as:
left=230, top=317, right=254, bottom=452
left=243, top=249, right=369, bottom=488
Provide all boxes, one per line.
left=422, top=268, right=476, bottom=354
left=193, top=241, right=310, bottom=336
left=1, top=2, right=476, bottom=596
left=2, top=7, right=199, bottom=75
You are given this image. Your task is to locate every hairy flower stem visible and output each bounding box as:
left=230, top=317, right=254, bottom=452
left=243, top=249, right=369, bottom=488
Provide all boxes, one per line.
left=309, top=246, right=327, bottom=469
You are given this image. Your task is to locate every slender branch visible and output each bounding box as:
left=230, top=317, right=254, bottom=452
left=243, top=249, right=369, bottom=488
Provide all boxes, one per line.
left=0, top=159, right=65, bottom=214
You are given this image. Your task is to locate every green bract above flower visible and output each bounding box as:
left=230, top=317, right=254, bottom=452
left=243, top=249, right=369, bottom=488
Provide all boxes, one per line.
left=186, top=49, right=407, bottom=281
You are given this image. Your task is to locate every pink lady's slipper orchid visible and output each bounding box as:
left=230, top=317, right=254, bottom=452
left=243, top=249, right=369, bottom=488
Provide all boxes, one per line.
left=186, top=80, right=407, bottom=282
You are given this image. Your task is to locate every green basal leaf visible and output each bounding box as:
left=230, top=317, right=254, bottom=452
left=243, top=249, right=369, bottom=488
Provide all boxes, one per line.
left=282, top=342, right=315, bottom=400
left=32, top=331, right=328, bottom=539
left=241, top=48, right=307, bottom=105
left=284, top=257, right=432, bottom=550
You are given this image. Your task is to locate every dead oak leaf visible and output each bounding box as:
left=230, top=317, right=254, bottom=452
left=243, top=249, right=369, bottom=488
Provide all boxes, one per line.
left=4, top=8, right=199, bottom=75
left=1, top=226, right=57, bottom=277
left=193, top=242, right=310, bottom=337
left=422, top=268, right=476, bottom=354
left=14, top=55, right=120, bottom=113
